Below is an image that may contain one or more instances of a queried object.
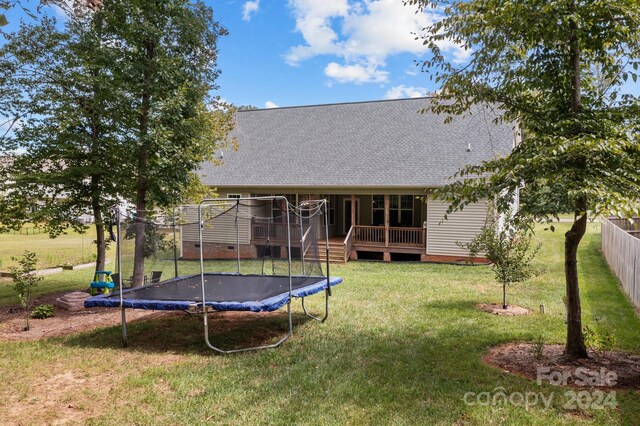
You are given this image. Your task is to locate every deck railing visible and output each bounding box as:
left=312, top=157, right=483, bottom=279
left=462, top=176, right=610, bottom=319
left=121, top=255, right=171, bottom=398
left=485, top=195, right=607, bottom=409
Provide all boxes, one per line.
left=343, top=225, right=355, bottom=263
left=389, top=227, right=425, bottom=247
left=353, top=225, right=425, bottom=248
left=354, top=225, right=385, bottom=246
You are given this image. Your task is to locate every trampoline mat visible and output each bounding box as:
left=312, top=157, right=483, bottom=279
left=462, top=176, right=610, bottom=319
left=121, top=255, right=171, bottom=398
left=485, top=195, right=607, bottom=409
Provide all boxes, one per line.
left=85, top=273, right=342, bottom=312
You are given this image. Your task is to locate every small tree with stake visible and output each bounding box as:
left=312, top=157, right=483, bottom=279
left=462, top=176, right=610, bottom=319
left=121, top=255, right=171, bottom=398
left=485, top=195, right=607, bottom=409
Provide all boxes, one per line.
left=462, top=212, right=541, bottom=309
left=9, top=251, right=43, bottom=331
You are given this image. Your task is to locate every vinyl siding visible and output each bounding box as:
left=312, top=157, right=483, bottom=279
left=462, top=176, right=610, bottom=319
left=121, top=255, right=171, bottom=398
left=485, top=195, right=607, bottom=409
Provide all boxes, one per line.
left=426, top=200, right=488, bottom=256
left=180, top=199, right=254, bottom=245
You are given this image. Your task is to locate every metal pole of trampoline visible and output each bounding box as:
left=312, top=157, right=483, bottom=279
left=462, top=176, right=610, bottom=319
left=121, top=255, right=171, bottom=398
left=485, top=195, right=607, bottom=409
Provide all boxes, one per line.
left=117, top=207, right=127, bottom=347
left=299, top=207, right=305, bottom=276
left=323, top=199, right=331, bottom=297
left=198, top=203, right=211, bottom=347
left=173, top=206, right=178, bottom=278
left=285, top=196, right=293, bottom=337
left=235, top=199, right=240, bottom=274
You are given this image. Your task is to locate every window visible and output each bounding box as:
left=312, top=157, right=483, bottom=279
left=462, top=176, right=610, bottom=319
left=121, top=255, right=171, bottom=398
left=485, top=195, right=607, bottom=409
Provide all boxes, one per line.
left=327, top=195, right=336, bottom=225
left=371, top=195, right=415, bottom=227
left=319, top=194, right=336, bottom=225
left=372, top=195, right=385, bottom=226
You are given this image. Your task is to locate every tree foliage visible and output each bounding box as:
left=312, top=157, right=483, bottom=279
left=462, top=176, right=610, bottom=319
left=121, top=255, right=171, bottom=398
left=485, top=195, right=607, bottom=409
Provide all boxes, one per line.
left=410, top=0, right=640, bottom=357
left=461, top=211, right=541, bottom=309
left=9, top=251, right=43, bottom=331
left=0, top=14, right=126, bottom=271
left=0, top=1, right=232, bottom=281
left=92, top=0, right=229, bottom=286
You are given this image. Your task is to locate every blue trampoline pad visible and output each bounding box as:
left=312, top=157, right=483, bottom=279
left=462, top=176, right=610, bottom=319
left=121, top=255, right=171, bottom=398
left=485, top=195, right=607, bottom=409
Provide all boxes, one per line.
left=85, top=273, right=343, bottom=312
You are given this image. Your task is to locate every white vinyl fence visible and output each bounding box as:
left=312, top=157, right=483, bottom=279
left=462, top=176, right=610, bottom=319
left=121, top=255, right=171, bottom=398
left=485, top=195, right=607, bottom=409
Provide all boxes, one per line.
left=601, top=217, right=640, bottom=310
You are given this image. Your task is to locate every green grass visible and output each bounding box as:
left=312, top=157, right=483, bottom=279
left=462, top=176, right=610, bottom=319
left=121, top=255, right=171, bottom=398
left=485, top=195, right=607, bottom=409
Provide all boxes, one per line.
left=0, top=226, right=102, bottom=270
left=0, top=222, right=639, bottom=424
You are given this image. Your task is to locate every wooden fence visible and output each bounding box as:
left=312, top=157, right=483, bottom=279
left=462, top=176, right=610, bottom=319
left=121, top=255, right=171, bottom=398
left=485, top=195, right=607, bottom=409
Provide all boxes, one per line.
left=601, top=217, right=640, bottom=310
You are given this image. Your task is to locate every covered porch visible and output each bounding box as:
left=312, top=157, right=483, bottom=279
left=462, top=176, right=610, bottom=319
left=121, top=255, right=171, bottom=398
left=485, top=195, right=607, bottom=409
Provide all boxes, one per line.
left=324, top=193, right=427, bottom=263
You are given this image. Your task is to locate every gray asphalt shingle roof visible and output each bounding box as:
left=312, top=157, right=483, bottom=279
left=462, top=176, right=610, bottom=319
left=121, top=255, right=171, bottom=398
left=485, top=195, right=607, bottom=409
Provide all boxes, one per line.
left=199, top=97, right=515, bottom=189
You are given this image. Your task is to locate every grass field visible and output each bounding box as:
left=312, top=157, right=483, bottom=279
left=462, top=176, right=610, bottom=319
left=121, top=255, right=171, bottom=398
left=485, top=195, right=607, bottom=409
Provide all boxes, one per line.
left=0, top=222, right=639, bottom=424
left=0, top=225, right=103, bottom=270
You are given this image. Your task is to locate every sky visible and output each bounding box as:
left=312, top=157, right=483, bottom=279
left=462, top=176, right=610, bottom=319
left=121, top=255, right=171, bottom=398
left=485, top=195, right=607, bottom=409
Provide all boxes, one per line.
left=207, top=0, right=462, bottom=109
left=2, top=0, right=638, bottom=111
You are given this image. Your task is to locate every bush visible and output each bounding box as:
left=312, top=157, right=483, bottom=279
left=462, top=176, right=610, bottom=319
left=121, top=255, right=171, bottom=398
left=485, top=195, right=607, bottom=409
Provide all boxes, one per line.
left=9, top=251, right=43, bottom=331
left=31, top=304, right=54, bottom=319
left=460, top=210, right=541, bottom=309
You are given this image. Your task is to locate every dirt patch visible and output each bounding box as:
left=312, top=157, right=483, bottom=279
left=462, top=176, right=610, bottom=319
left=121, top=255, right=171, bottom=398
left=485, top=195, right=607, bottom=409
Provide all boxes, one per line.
left=0, top=351, right=186, bottom=425
left=0, top=291, right=175, bottom=342
left=1, top=291, right=298, bottom=350
left=477, top=303, right=530, bottom=316
left=484, top=343, right=640, bottom=390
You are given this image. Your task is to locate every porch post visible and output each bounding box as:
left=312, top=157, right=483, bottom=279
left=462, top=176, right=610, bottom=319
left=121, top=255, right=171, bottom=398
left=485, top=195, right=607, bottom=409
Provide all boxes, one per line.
left=384, top=194, right=390, bottom=246
left=384, top=194, right=390, bottom=261
left=350, top=194, right=356, bottom=229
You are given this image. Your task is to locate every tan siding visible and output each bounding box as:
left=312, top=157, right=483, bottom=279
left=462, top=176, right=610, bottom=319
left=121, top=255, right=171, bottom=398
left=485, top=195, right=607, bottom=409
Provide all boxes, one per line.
left=180, top=198, right=253, bottom=246
left=426, top=200, right=488, bottom=256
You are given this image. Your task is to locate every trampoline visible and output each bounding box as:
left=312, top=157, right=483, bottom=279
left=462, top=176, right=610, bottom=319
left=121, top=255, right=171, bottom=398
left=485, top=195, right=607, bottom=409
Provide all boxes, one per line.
left=86, top=273, right=342, bottom=312
left=85, top=196, right=342, bottom=353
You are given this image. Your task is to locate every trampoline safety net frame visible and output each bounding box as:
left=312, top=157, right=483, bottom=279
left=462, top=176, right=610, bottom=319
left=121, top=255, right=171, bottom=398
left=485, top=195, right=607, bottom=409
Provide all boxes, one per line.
left=106, top=196, right=336, bottom=353
left=197, top=196, right=333, bottom=353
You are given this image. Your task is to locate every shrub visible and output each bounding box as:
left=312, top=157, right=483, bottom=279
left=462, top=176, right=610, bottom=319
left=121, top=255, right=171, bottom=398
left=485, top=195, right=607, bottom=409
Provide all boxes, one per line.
left=9, top=251, right=43, bottom=331
left=31, top=304, right=54, bottom=319
left=531, top=334, right=545, bottom=360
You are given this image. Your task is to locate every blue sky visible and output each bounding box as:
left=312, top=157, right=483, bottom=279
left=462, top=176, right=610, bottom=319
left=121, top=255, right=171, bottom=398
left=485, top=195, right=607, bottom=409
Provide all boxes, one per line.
left=209, top=0, right=456, bottom=108
left=3, top=0, right=638, bottom=110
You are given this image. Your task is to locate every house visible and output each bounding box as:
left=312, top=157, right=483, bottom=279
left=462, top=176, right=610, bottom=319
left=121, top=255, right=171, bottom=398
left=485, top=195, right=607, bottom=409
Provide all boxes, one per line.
left=185, top=97, right=518, bottom=263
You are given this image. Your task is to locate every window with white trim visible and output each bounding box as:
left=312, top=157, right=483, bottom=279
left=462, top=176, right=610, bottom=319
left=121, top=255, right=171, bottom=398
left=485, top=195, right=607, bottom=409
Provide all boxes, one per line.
left=371, top=195, right=414, bottom=227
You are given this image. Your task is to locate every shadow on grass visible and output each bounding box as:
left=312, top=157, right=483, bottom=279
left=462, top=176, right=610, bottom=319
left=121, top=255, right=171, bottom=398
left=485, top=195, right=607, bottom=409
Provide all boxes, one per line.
left=60, top=297, right=639, bottom=424
left=63, top=310, right=314, bottom=355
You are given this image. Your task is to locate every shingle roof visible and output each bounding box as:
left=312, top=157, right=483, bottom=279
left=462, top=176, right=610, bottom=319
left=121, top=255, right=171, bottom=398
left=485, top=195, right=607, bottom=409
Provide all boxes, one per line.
left=199, top=97, right=515, bottom=189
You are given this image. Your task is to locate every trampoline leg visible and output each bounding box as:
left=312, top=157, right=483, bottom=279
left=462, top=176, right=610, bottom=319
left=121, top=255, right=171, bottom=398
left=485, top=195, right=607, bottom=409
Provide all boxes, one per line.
left=202, top=302, right=293, bottom=354
left=301, top=288, right=330, bottom=323
left=121, top=307, right=128, bottom=348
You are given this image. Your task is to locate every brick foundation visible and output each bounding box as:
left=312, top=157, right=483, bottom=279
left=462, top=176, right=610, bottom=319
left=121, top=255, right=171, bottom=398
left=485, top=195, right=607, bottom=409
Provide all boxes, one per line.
left=420, top=254, right=489, bottom=264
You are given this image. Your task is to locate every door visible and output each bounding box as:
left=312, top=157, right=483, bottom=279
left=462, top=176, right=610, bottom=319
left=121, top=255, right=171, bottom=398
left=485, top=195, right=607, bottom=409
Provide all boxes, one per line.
left=343, top=198, right=360, bottom=234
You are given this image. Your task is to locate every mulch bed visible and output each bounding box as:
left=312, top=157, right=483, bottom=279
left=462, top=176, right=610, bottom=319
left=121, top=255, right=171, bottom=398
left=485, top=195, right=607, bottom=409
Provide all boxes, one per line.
left=484, top=343, right=640, bottom=390
left=477, top=303, right=530, bottom=316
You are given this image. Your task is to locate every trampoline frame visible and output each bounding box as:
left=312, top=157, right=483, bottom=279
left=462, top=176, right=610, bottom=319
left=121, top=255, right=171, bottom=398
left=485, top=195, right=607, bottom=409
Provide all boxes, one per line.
left=110, top=196, right=334, bottom=353
left=198, top=196, right=332, bottom=353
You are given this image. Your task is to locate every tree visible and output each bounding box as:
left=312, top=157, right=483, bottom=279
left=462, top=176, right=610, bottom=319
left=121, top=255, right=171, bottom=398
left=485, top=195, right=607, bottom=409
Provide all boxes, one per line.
left=0, top=14, right=125, bottom=272
left=410, top=0, right=640, bottom=358
left=97, top=0, right=229, bottom=286
left=461, top=211, right=541, bottom=309
left=9, top=251, right=43, bottom=331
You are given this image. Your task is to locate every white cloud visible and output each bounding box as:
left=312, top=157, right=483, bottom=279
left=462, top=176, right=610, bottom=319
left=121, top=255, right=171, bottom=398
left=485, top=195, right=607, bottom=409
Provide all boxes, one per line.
left=325, top=62, right=388, bottom=84
left=384, top=85, right=428, bottom=99
left=242, top=0, right=260, bottom=22
left=264, top=101, right=279, bottom=108
left=285, top=0, right=470, bottom=84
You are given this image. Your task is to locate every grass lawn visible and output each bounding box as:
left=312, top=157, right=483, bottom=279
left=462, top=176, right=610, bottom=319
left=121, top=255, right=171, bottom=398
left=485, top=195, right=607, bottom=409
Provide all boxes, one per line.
left=0, top=225, right=103, bottom=270
left=0, top=222, right=638, bottom=424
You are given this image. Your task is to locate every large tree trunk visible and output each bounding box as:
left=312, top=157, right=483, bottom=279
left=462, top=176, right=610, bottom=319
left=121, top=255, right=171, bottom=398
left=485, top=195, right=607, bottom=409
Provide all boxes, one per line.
left=132, top=150, right=148, bottom=287
left=564, top=200, right=589, bottom=358
left=92, top=201, right=106, bottom=272
left=563, top=3, right=588, bottom=359
left=131, top=37, right=154, bottom=287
